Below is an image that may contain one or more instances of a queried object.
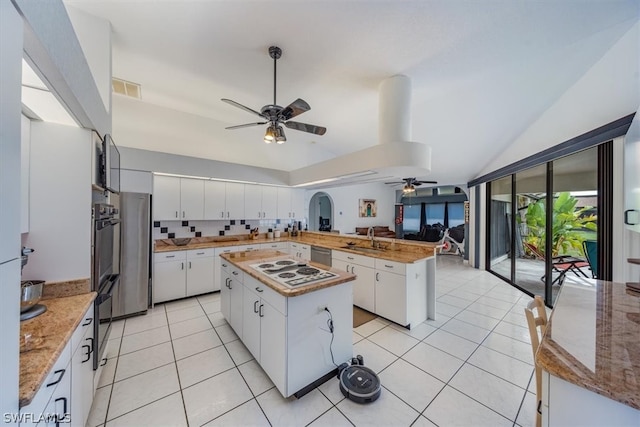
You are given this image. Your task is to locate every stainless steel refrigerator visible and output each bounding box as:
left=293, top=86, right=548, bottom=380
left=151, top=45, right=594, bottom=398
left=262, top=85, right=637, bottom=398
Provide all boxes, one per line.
left=112, top=192, right=151, bottom=319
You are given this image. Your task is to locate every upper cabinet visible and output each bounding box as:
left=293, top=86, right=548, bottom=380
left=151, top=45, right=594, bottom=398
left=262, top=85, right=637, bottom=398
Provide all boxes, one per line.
left=204, top=181, right=245, bottom=220
left=153, top=175, right=204, bottom=220
left=277, top=187, right=306, bottom=220
left=245, top=185, right=278, bottom=220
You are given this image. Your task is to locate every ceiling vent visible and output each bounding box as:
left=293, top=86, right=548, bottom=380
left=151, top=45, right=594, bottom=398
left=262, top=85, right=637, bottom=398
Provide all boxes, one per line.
left=112, top=78, right=141, bottom=99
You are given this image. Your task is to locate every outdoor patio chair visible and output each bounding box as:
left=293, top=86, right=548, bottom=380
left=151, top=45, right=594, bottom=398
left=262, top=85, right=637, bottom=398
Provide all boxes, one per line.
left=523, top=242, right=589, bottom=285
left=582, top=240, right=598, bottom=279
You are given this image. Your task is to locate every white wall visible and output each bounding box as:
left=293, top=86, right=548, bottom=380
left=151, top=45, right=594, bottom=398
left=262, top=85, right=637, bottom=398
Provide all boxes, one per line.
left=120, top=169, right=153, bottom=194
left=65, top=4, right=112, bottom=115
left=309, top=182, right=396, bottom=234
left=479, top=21, right=639, bottom=177
left=22, top=122, right=92, bottom=282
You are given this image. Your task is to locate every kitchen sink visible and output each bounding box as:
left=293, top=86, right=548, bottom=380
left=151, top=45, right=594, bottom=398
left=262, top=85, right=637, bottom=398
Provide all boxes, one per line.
left=341, top=246, right=386, bottom=254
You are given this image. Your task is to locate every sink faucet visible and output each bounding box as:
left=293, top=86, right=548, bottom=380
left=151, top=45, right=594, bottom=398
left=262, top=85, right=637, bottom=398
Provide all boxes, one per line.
left=367, top=227, right=377, bottom=248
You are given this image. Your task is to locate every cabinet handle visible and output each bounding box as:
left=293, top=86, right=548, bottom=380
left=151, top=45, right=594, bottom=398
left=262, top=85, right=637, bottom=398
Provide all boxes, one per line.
left=255, top=287, right=263, bottom=293
left=227, top=211, right=230, bottom=218
left=232, top=271, right=238, bottom=275
left=81, top=345, right=91, bottom=363
left=625, top=209, right=639, bottom=225
left=376, top=272, right=380, bottom=281
left=175, top=211, right=178, bottom=218
left=100, top=358, right=108, bottom=367
left=221, top=211, right=224, bottom=218
left=254, top=300, right=259, bottom=313
left=82, top=317, right=93, bottom=326
left=263, top=212, right=265, bottom=218
left=181, top=262, right=184, bottom=270
left=55, top=396, right=68, bottom=423
left=196, top=252, right=204, bottom=255
left=47, top=369, right=65, bottom=387
left=347, top=256, right=354, bottom=260
left=182, top=211, right=185, bottom=218
left=259, top=304, right=264, bottom=317
left=352, top=266, right=356, bottom=274
left=189, top=261, right=192, bottom=269
left=229, top=280, right=233, bottom=290
left=384, top=264, right=393, bottom=269
left=222, top=263, right=227, bottom=267
left=166, top=255, right=175, bottom=258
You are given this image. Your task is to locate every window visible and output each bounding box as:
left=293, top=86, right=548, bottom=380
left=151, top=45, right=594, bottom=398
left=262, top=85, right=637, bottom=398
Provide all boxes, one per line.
left=402, top=204, right=421, bottom=233
left=425, top=203, right=445, bottom=225
left=448, top=203, right=465, bottom=227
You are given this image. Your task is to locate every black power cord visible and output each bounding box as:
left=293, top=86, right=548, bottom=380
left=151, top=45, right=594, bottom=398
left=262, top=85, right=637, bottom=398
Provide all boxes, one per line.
left=324, top=307, right=338, bottom=367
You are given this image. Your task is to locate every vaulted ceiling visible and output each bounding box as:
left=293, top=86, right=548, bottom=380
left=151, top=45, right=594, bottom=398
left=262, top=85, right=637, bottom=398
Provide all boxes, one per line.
left=65, top=0, right=639, bottom=186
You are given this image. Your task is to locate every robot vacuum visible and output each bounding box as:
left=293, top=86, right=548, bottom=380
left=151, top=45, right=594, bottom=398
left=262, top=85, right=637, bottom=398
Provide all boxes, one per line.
left=338, top=355, right=381, bottom=404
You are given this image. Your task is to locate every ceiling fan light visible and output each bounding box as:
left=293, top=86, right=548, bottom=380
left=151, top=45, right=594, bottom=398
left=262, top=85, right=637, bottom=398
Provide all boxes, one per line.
left=275, top=126, right=286, bottom=144
left=264, top=125, right=276, bottom=143
left=402, top=184, right=416, bottom=194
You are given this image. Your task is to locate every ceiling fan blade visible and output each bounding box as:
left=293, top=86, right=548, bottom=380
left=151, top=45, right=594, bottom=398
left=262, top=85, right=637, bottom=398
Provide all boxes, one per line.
left=225, top=122, right=267, bottom=130
left=384, top=181, right=405, bottom=185
left=279, top=98, right=310, bottom=121
left=221, top=98, right=266, bottom=119
left=284, top=121, right=326, bottom=136
left=417, top=180, right=438, bottom=184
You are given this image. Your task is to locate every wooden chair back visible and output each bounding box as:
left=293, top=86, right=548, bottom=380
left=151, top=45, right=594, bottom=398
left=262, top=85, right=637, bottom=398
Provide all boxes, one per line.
left=524, top=295, right=548, bottom=427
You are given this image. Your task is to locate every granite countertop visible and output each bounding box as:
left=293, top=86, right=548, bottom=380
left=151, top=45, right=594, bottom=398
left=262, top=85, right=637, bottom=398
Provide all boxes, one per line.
left=19, top=291, right=96, bottom=408
left=156, top=231, right=438, bottom=263
left=220, top=249, right=356, bottom=297
left=537, top=281, right=640, bottom=410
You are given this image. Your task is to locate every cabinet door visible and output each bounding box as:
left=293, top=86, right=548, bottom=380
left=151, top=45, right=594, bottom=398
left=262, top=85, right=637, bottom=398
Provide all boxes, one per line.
left=300, top=245, right=311, bottom=260
left=244, top=184, right=262, bottom=220
left=220, top=270, right=231, bottom=321
left=351, top=264, right=376, bottom=313
left=228, top=273, right=244, bottom=337
left=290, top=189, right=306, bottom=219
left=242, top=286, right=261, bottom=359
left=186, top=256, right=214, bottom=297
left=39, top=360, right=71, bottom=426
left=259, top=299, right=287, bottom=395
left=276, top=187, right=292, bottom=219
left=204, top=180, right=226, bottom=219
left=225, top=182, right=245, bottom=219
left=375, top=270, right=407, bottom=325
left=153, top=261, right=186, bottom=303
left=261, top=186, right=278, bottom=219
left=71, top=332, right=93, bottom=427
left=215, top=247, right=237, bottom=291
left=180, top=178, right=204, bottom=220
left=153, top=175, right=181, bottom=220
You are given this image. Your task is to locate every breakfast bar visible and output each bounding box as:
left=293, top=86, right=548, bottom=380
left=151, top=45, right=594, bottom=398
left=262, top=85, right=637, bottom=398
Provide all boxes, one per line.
left=537, top=281, right=640, bottom=426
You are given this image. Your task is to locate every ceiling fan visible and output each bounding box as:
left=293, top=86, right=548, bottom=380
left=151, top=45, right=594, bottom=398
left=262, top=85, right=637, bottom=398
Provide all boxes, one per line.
left=385, top=177, right=438, bottom=194
left=221, top=46, right=326, bottom=144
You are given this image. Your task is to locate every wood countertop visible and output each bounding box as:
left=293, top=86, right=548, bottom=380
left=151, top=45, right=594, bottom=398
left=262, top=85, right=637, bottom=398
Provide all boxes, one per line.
left=19, top=292, right=96, bottom=408
left=537, top=280, right=640, bottom=410
left=156, top=231, right=438, bottom=264
left=220, top=250, right=355, bottom=297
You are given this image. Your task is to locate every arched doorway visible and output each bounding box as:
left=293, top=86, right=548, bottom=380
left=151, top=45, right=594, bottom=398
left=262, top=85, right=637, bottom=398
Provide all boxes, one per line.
left=309, top=192, right=334, bottom=232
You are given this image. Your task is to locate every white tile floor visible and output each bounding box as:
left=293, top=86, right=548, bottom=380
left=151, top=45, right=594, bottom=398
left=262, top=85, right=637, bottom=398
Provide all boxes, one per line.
left=88, top=255, right=540, bottom=427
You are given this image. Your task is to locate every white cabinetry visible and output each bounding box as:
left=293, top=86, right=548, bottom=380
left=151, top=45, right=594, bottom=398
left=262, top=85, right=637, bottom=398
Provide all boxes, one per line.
left=333, top=250, right=375, bottom=313
left=277, top=187, right=305, bottom=219
left=20, top=306, right=94, bottom=427
left=153, top=176, right=204, bottom=220
left=214, top=246, right=237, bottom=291
left=153, top=249, right=214, bottom=303
left=220, top=262, right=244, bottom=337
left=289, top=242, right=311, bottom=260
left=204, top=181, right=245, bottom=219
left=21, top=114, right=30, bottom=233
left=260, top=241, right=287, bottom=251
left=333, top=251, right=428, bottom=327
left=624, top=114, right=640, bottom=232
left=70, top=306, right=94, bottom=427
left=245, top=185, right=278, bottom=220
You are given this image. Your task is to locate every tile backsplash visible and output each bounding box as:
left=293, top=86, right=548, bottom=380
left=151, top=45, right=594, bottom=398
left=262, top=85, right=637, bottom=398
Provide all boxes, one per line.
left=152, top=219, right=299, bottom=240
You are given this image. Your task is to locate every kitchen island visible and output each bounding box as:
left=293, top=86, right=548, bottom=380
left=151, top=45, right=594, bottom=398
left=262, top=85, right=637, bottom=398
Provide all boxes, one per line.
left=219, top=249, right=355, bottom=398
left=537, top=281, right=640, bottom=426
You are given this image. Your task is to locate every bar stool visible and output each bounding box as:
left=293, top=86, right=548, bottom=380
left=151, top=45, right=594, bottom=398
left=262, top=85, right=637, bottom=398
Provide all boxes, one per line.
left=524, top=295, right=548, bottom=427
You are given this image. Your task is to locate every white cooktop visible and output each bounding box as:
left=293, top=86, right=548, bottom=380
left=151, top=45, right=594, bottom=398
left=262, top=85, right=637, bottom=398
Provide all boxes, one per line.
left=250, top=259, right=338, bottom=288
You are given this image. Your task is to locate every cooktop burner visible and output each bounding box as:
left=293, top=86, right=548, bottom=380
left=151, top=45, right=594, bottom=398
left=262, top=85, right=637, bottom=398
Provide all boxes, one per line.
left=297, top=267, right=320, bottom=276
left=258, top=263, right=275, bottom=269
left=278, top=272, right=296, bottom=278
left=250, top=259, right=338, bottom=288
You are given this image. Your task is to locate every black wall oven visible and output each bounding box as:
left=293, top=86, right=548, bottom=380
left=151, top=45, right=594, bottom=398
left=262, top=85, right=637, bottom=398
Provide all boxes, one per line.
left=93, top=203, right=120, bottom=369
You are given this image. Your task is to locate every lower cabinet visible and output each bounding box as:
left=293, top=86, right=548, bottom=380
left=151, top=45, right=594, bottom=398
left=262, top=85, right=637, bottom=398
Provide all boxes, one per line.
left=220, top=262, right=244, bottom=337
left=213, top=246, right=237, bottom=291
left=242, top=278, right=287, bottom=393
left=20, top=305, right=94, bottom=427
left=289, top=242, right=311, bottom=260
left=153, top=249, right=214, bottom=303
left=332, top=251, right=376, bottom=313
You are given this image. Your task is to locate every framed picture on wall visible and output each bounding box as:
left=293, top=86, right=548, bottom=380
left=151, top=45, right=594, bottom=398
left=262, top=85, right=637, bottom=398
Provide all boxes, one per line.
left=359, top=199, right=377, bottom=217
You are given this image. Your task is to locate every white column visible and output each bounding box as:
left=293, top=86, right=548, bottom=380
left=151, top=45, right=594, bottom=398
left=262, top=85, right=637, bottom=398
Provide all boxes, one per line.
left=378, top=75, right=412, bottom=145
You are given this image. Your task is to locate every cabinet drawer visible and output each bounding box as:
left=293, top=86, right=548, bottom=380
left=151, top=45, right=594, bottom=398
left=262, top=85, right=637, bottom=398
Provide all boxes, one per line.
left=154, top=251, right=186, bottom=263
left=239, top=244, right=261, bottom=251
left=375, top=259, right=406, bottom=275
left=20, top=341, right=71, bottom=420
left=187, top=248, right=214, bottom=258
left=229, top=266, right=244, bottom=283
left=332, top=250, right=375, bottom=268
left=246, top=276, right=286, bottom=315
left=71, top=305, right=94, bottom=352
left=260, top=242, right=287, bottom=250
